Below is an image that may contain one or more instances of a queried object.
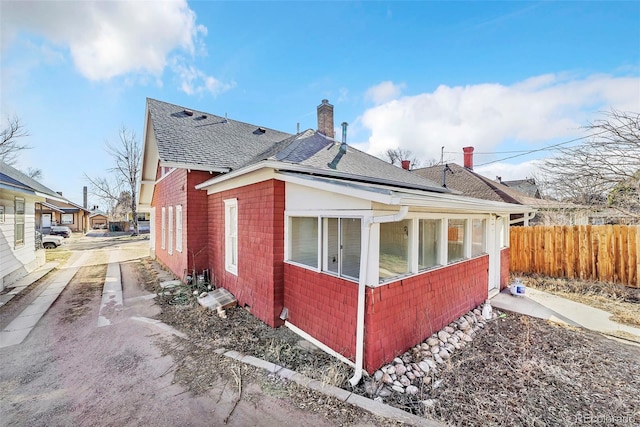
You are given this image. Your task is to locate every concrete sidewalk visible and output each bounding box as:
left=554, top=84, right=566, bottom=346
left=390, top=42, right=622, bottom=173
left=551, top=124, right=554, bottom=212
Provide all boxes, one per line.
left=491, top=287, right=640, bottom=344
left=0, top=252, right=91, bottom=348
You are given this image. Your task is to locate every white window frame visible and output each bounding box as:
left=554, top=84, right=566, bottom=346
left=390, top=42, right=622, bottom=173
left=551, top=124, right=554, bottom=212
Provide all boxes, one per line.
left=161, top=207, right=166, bottom=250
left=175, top=205, right=183, bottom=253
left=224, top=198, right=238, bottom=275
left=15, top=197, right=25, bottom=247
left=168, top=206, right=173, bottom=255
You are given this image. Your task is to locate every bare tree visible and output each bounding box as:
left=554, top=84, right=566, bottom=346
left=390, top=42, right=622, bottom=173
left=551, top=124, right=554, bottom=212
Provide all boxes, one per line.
left=539, top=109, right=640, bottom=220
left=85, top=126, right=142, bottom=234
left=1, top=115, right=30, bottom=165
left=26, top=167, right=43, bottom=180
left=382, top=147, right=423, bottom=169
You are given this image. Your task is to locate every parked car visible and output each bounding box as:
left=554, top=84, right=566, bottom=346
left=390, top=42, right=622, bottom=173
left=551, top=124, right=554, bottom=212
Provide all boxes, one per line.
left=36, top=231, right=65, bottom=249
left=50, top=225, right=72, bottom=238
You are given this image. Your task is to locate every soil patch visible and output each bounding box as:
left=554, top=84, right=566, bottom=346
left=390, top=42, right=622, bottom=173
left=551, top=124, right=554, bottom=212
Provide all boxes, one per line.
left=59, top=265, right=106, bottom=323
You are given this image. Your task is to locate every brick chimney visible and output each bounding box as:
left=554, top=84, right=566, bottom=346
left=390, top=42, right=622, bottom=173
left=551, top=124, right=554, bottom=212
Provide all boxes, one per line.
left=401, top=160, right=411, bottom=170
left=463, top=146, right=474, bottom=170
left=317, top=99, right=334, bottom=138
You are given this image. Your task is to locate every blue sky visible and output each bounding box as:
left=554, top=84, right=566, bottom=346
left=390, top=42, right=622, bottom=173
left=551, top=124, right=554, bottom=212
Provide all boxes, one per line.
left=1, top=1, right=639, bottom=206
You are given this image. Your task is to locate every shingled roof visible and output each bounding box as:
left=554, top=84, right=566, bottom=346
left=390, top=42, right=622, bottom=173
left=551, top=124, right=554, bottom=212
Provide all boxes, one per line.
left=147, top=98, right=292, bottom=170
left=0, top=162, right=63, bottom=199
left=145, top=98, right=444, bottom=192
left=412, top=163, right=525, bottom=204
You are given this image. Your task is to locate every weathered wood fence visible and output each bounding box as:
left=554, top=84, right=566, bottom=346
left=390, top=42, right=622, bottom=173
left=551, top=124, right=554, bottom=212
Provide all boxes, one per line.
left=510, top=225, right=640, bottom=288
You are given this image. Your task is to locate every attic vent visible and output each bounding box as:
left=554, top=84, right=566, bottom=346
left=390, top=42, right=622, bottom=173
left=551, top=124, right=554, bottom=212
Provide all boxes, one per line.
left=183, top=109, right=194, bottom=116
left=201, top=114, right=207, bottom=119
left=255, top=127, right=266, bottom=134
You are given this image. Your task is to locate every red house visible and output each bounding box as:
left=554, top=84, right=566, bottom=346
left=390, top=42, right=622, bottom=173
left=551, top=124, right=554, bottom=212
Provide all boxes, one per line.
left=138, top=98, right=531, bottom=383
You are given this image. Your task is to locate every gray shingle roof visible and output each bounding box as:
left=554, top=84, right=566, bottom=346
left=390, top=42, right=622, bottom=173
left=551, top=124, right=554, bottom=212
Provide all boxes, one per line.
left=147, top=98, right=444, bottom=192
left=147, top=98, right=292, bottom=170
left=0, top=162, right=62, bottom=199
left=413, top=163, right=523, bottom=204
left=261, top=130, right=445, bottom=191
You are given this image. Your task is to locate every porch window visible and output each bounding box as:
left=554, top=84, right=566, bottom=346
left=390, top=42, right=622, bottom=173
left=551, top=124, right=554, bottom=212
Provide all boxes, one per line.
left=61, top=214, right=73, bottom=225
left=224, top=199, right=238, bottom=275
left=323, top=217, right=361, bottom=280
left=447, top=219, right=466, bottom=263
left=175, top=205, right=183, bottom=252
left=418, top=219, right=440, bottom=270
left=379, top=219, right=411, bottom=280
left=161, top=207, right=166, bottom=250
left=471, top=219, right=485, bottom=257
left=168, top=206, right=173, bottom=255
left=15, top=198, right=25, bottom=246
left=289, top=217, right=318, bottom=268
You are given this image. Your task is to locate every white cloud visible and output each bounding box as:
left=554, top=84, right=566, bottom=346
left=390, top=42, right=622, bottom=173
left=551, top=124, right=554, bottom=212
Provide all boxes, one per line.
left=2, top=0, right=207, bottom=81
left=173, top=62, right=236, bottom=96
left=365, top=81, right=406, bottom=104
left=475, top=160, right=542, bottom=183
left=360, top=74, right=640, bottom=175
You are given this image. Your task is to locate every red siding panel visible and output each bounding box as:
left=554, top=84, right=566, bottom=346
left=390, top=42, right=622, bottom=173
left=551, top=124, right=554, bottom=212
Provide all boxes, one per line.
left=284, top=264, right=358, bottom=360
left=150, top=169, right=214, bottom=279
left=364, top=256, right=489, bottom=372
left=207, top=179, right=285, bottom=327
left=283, top=255, right=489, bottom=373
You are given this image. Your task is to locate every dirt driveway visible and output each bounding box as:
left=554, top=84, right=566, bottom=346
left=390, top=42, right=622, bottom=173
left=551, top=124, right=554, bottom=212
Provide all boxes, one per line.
left=0, top=236, right=389, bottom=426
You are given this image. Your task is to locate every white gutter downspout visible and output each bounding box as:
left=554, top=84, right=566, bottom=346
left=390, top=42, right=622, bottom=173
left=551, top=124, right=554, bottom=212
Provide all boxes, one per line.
left=349, top=205, right=409, bottom=387
left=510, top=211, right=536, bottom=225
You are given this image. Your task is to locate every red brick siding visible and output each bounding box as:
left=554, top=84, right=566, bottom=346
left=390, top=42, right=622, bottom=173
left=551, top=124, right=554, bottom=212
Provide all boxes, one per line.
left=207, top=179, right=285, bottom=327
left=284, top=264, right=358, bottom=359
left=363, top=256, right=489, bottom=372
left=500, top=248, right=510, bottom=289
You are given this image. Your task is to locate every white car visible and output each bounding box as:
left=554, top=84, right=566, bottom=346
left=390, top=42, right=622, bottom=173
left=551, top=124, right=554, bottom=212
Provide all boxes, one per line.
left=42, top=233, right=64, bottom=249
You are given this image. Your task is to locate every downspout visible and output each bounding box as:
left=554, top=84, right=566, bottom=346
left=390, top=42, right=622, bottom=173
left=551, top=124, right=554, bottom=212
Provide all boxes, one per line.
left=349, top=205, right=409, bottom=387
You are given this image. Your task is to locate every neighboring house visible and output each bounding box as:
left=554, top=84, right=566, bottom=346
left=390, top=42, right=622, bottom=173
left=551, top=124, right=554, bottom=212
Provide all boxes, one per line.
left=39, top=196, right=90, bottom=233
left=0, top=163, right=65, bottom=291
left=413, top=153, right=537, bottom=226
left=413, top=152, right=613, bottom=226
left=138, top=99, right=531, bottom=377
left=498, top=178, right=541, bottom=199
left=89, top=211, right=108, bottom=229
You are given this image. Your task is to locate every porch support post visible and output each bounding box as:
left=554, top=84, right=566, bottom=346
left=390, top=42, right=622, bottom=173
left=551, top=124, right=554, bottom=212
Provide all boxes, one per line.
left=349, top=205, right=409, bottom=387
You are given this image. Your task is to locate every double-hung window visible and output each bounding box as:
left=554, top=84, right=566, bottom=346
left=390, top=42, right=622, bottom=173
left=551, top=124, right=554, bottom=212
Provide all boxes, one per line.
left=224, top=199, right=238, bottom=275
left=161, top=207, right=166, bottom=250
left=15, top=198, right=25, bottom=246
left=168, top=206, right=173, bottom=255
left=471, top=219, right=485, bottom=257
left=379, top=219, right=411, bottom=280
left=418, top=219, right=440, bottom=270
left=447, top=219, right=466, bottom=263
left=323, top=217, right=361, bottom=280
left=289, top=217, right=318, bottom=268
left=175, top=205, right=183, bottom=252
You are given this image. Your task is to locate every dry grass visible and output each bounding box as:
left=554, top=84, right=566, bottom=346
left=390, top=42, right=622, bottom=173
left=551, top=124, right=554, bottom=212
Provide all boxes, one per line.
left=141, top=260, right=640, bottom=426
left=519, top=274, right=640, bottom=327
left=45, top=248, right=73, bottom=265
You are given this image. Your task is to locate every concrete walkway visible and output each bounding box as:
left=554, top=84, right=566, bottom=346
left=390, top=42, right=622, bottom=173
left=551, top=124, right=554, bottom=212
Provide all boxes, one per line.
left=0, top=253, right=90, bottom=348
left=0, top=262, right=58, bottom=308
left=97, top=251, right=124, bottom=327
left=491, top=287, right=640, bottom=344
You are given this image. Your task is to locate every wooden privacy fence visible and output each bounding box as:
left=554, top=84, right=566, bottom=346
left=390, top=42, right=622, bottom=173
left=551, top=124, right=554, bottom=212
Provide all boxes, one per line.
left=510, top=225, right=640, bottom=288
